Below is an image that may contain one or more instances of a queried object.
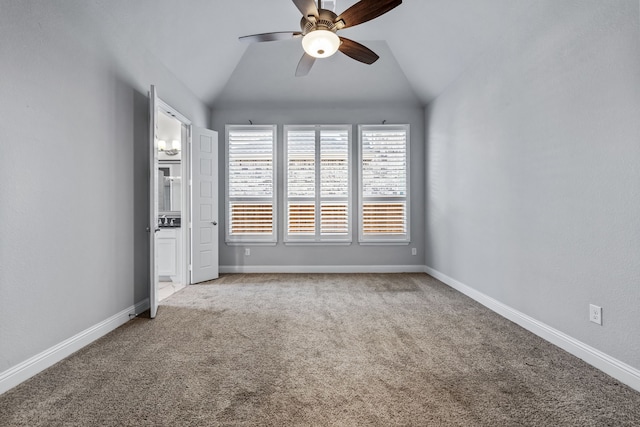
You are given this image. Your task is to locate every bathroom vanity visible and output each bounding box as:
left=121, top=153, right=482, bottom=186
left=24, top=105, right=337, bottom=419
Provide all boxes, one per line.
left=157, top=226, right=181, bottom=281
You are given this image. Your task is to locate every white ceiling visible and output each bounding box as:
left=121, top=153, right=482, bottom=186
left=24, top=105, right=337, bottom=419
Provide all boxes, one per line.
left=90, top=0, right=537, bottom=108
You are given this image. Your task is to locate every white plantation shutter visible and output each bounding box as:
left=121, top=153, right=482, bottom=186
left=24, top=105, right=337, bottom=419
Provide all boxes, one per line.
left=287, top=129, right=316, bottom=235
left=321, top=203, right=349, bottom=235
left=359, top=125, right=410, bottom=243
left=285, top=125, right=351, bottom=242
left=320, top=129, right=349, bottom=236
left=225, top=125, right=277, bottom=243
left=287, top=130, right=316, bottom=197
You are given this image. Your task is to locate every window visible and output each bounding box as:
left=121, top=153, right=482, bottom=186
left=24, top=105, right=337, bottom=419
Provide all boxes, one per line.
left=359, top=124, right=410, bottom=243
left=225, top=125, right=277, bottom=244
left=284, top=125, right=351, bottom=243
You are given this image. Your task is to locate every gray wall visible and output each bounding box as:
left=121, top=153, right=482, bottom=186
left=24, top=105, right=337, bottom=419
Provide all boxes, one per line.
left=0, top=2, right=210, bottom=373
left=211, top=106, right=425, bottom=269
left=425, top=0, right=640, bottom=369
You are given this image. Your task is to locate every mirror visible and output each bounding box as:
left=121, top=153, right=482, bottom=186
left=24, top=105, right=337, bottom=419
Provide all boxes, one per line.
left=158, top=161, right=181, bottom=213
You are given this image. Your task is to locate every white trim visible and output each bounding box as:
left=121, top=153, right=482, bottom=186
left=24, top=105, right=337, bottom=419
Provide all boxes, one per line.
left=220, top=265, right=425, bottom=274
left=358, top=124, right=411, bottom=244
left=225, top=124, right=278, bottom=244
left=284, top=242, right=352, bottom=246
left=0, top=299, right=149, bottom=395
left=156, top=98, right=191, bottom=126
left=283, top=125, right=353, bottom=244
left=225, top=242, right=277, bottom=247
left=424, top=266, right=640, bottom=393
left=184, top=123, right=192, bottom=286
left=359, top=242, right=410, bottom=246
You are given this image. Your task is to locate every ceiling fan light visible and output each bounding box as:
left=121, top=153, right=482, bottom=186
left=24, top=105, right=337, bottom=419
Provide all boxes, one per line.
left=302, top=30, right=340, bottom=58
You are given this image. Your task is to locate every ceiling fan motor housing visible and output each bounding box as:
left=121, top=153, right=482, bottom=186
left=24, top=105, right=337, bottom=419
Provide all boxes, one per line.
left=299, top=9, right=341, bottom=35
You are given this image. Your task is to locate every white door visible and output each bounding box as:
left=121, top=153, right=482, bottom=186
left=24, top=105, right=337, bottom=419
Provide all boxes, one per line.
left=191, top=126, right=219, bottom=283
left=149, top=85, right=160, bottom=318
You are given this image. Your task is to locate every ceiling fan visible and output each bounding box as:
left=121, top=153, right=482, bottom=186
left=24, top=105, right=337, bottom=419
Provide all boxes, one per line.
left=239, top=0, right=402, bottom=77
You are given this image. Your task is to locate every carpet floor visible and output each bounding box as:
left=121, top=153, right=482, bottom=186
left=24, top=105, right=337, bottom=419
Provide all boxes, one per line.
left=1, top=273, right=639, bottom=426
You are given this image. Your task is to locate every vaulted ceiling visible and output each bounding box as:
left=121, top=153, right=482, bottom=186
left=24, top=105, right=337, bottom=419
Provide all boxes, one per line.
left=89, top=0, right=537, bottom=108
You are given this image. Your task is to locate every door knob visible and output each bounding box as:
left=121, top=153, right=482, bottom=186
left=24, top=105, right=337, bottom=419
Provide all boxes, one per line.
left=211, top=221, right=218, bottom=226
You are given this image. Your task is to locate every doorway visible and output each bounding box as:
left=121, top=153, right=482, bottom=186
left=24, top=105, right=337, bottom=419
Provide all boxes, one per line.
left=156, top=110, right=187, bottom=301
left=149, top=85, right=219, bottom=318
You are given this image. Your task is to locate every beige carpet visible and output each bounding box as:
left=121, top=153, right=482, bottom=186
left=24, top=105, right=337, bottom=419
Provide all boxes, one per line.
left=1, top=273, right=639, bottom=426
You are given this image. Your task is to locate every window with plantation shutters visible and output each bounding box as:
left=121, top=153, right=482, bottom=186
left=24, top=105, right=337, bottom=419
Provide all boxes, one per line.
left=359, top=124, right=410, bottom=243
left=225, top=125, right=277, bottom=244
left=285, top=125, right=351, bottom=243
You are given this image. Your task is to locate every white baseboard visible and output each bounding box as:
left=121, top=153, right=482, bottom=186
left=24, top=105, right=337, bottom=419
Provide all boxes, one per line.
left=0, top=298, right=149, bottom=395
left=424, top=266, right=640, bottom=393
left=220, top=265, right=426, bottom=274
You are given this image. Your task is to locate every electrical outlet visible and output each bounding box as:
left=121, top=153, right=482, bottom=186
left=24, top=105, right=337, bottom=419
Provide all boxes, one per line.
left=411, top=248, right=417, bottom=256
left=245, top=248, right=250, bottom=256
left=589, top=304, right=602, bottom=325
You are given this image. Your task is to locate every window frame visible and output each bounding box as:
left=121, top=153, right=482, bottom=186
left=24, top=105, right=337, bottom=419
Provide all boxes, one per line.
left=225, top=124, right=278, bottom=245
left=358, top=124, right=411, bottom=245
left=283, top=124, right=353, bottom=244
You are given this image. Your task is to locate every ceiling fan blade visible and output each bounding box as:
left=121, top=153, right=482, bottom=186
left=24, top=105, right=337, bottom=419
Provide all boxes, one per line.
left=338, top=37, right=379, bottom=64
left=335, top=0, right=402, bottom=29
left=292, top=0, right=319, bottom=18
left=295, top=52, right=316, bottom=77
left=239, top=31, right=302, bottom=43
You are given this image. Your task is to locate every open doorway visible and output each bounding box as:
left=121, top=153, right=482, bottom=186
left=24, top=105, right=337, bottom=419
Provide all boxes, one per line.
left=149, top=85, right=219, bottom=318
left=156, top=110, right=188, bottom=301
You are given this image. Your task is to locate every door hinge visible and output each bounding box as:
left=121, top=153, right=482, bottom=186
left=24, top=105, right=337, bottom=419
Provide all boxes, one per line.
left=188, top=264, right=192, bottom=271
